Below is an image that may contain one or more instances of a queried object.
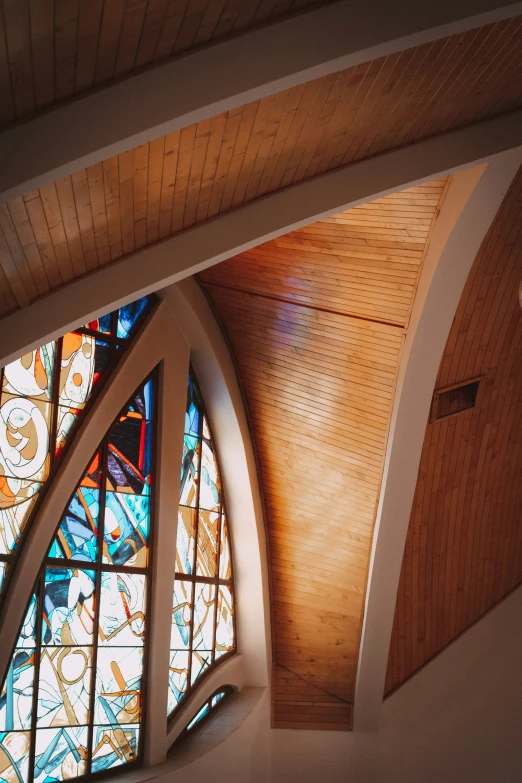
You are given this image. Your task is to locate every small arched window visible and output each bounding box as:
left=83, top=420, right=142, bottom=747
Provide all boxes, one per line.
left=170, top=685, right=236, bottom=750
left=168, top=370, right=236, bottom=717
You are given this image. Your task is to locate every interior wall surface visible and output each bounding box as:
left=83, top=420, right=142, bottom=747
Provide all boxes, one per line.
left=163, top=585, right=521, bottom=783
left=378, top=586, right=522, bottom=783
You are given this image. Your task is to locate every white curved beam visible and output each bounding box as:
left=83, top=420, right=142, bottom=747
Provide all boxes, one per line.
left=0, top=0, right=520, bottom=201
left=1, top=109, right=521, bottom=370
left=353, top=145, right=522, bottom=731
left=162, top=278, right=272, bottom=693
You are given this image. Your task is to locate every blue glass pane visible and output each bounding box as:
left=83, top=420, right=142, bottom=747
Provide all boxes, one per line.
left=185, top=375, right=201, bottom=437
left=171, top=581, right=192, bottom=650
left=167, top=651, right=189, bottom=714
left=34, top=726, right=88, bottom=781
left=42, top=568, right=95, bottom=646
left=180, top=436, right=199, bottom=508
left=48, top=488, right=99, bottom=562
left=85, top=312, right=112, bottom=334
left=211, top=692, right=225, bottom=708
left=103, top=493, right=149, bottom=568
left=187, top=703, right=209, bottom=731
left=116, top=297, right=149, bottom=339
left=0, top=649, right=34, bottom=730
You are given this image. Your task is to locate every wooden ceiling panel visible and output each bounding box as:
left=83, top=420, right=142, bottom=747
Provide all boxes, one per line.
left=0, top=0, right=331, bottom=127
left=0, top=19, right=520, bottom=318
left=385, top=165, right=522, bottom=695
left=200, top=177, right=448, bottom=729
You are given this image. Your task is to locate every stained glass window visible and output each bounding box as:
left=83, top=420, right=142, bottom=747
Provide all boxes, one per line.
left=0, top=375, right=155, bottom=782
left=168, top=372, right=236, bottom=717
left=0, top=297, right=153, bottom=599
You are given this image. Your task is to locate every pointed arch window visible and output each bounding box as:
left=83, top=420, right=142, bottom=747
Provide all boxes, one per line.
left=0, top=297, right=153, bottom=597
left=168, top=371, right=236, bottom=717
left=0, top=374, right=156, bottom=783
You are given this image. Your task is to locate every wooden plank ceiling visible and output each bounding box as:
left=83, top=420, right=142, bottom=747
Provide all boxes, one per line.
left=199, top=176, right=449, bottom=729
left=385, top=165, right=522, bottom=696
left=0, top=0, right=330, bottom=127
left=0, top=16, right=521, bottom=317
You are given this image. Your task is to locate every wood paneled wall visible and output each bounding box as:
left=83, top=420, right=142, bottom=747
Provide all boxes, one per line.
left=200, top=177, right=449, bottom=729
left=386, top=165, right=522, bottom=695
left=0, top=0, right=329, bottom=127
left=0, top=18, right=521, bottom=318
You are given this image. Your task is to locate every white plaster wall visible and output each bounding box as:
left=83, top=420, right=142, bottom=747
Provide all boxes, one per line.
left=378, top=586, right=522, bottom=783
left=162, top=586, right=522, bottom=783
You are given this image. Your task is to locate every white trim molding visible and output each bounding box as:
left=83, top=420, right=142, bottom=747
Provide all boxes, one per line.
left=0, top=0, right=520, bottom=201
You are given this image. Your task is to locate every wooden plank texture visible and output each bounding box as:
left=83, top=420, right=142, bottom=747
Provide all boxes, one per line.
left=0, top=0, right=331, bottom=126
left=0, top=19, right=520, bottom=318
left=200, top=178, right=448, bottom=729
left=385, top=164, right=522, bottom=696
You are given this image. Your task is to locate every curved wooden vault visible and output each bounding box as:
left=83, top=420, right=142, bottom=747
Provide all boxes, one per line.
left=0, top=16, right=521, bottom=314
left=200, top=177, right=449, bottom=729
left=0, top=0, right=332, bottom=127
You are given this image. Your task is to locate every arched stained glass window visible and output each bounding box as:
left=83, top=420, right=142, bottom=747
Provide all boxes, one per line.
left=168, top=371, right=236, bottom=717
left=0, top=297, right=153, bottom=596
left=0, top=374, right=155, bottom=783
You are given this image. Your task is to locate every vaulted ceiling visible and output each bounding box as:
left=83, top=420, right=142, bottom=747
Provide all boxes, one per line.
left=386, top=164, right=522, bottom=695
left=0, top=0, right=521, bottom=736
left=200, top=177, right=449, bottom=728
left=0, top=0, right=331, bottom=127
left=0, top=15, right=521, bottom=315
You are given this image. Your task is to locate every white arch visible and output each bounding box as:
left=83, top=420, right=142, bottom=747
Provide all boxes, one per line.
left=354, top=144, right=522, bottom=731
left=162, top=279, right=271, bottom=697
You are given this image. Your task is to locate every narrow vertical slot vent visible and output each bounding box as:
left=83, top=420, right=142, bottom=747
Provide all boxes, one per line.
left=432, top=378, right=481, bottom=421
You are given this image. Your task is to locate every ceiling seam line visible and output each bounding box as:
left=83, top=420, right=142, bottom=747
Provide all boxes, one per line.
left=276, top=663, right=352, bottom=706
left=199, top=281, right=406, bottom=329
